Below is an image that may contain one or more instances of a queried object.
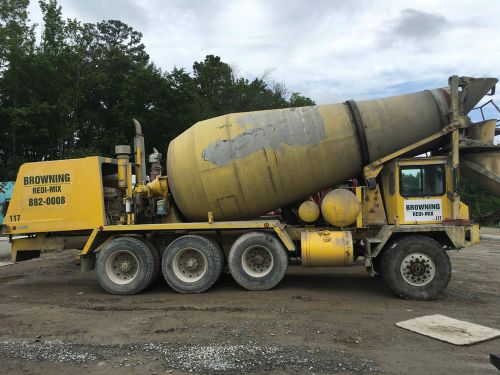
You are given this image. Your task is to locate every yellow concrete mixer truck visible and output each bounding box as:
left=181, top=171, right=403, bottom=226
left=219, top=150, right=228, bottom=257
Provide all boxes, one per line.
left=1, top=75, right=499, bottom=299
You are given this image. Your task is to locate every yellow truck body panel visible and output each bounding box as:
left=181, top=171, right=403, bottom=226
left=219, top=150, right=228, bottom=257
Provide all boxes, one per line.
left=3, top=157, right=107, bottom=235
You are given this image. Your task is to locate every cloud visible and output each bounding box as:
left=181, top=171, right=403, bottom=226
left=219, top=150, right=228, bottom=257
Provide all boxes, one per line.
left=387, top=9, right=449, bottom=42
left=66, top=0, right=149, bottom=26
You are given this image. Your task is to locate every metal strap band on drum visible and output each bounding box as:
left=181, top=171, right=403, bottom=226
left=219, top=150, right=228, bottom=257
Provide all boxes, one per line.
left=346, top=99, right=370, bottom=166
left=426, top=89, right=450, bottom=126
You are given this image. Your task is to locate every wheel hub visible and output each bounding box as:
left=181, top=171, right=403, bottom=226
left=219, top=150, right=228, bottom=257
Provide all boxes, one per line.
left=105, top=250, right=139, bottom=285
left=400, top=252, right=436, bottom=286
left=253, top=254, right=264, bottom=265
left=185, top=257, right=199, bottom=271
left=119, top=260, right=132, bottom=273
left=241, top=246, right=274, bottom=278
left=409, top=261, right=426, bottom=276
left=172, top=248, right=207, bottom=283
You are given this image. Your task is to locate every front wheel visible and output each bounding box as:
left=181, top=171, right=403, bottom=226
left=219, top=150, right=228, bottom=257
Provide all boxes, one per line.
left=380, top=235, right=451, bottom=300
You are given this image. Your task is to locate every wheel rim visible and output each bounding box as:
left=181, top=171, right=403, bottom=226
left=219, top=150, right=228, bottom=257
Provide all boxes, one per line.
left=241, top=245, right=274, bottom=278
left=105, top=250, right=139, bottom=285
left=400, top=252, right=436, bottom=286
left=172, top=248, right=207, bottom=283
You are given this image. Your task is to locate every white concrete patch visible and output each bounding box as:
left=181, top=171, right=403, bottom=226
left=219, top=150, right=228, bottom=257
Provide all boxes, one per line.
left=480, top=234, right=500, bottom=241
left=396, top=314, right=500, bottom=345
left=0, top=237, right=10, bottom=259
left=0, top=261, right=13, bottom=267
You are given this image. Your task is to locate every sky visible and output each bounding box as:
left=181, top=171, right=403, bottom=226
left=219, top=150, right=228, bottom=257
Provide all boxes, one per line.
left=26, top=0, right=500, bottom=121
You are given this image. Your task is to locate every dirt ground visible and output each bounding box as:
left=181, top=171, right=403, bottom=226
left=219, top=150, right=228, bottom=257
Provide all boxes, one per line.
left=0, top=239, right=499, bottom=375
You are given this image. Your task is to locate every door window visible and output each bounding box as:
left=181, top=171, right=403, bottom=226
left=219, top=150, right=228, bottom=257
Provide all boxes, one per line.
left=400, top=164, right=445, bottom=197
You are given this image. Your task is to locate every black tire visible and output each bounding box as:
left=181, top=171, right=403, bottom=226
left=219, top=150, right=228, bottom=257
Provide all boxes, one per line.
left=141, top=238, right=161, bottom=287
left=162, top=235, right=224, bottom=293
left=96, top=237, right=155, bottom=295
left=380, top=235, right=451, bottom=300
left=371, top=256, right=382, bottom=276
left=228, top=232, right=288, bottom=291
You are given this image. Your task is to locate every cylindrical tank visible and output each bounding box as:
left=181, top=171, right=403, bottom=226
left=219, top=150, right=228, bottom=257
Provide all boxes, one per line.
left=320, top=189, right=360, bottom=227
left=298, top=200, right=320, bottom=223
left=167, top=88, right=450, bottom=221
left=301, top=230, right=353, bottom=267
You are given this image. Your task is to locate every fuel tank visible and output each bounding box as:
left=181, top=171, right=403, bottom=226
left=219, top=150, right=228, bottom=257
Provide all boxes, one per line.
left=167, top=89, right=450, bottom=221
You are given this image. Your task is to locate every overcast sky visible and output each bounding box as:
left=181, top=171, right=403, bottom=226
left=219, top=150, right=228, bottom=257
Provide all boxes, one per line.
left=27, top=0, right=500, bottom=118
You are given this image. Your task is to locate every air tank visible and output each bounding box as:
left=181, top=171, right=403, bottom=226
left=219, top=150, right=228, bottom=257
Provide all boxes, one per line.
left=167, top=88, right=450, bottom=221
left=298, top=200, right=320, bottom=223
left=321, top=189, right=360, bottom=227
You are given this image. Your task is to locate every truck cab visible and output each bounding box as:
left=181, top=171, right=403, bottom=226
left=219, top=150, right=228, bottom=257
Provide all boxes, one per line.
left=381, top=157, right=470, bottom=225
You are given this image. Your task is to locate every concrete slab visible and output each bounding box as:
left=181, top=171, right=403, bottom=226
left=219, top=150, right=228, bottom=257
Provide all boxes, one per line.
left=396, top=314, right=500, bottom=345
left=481, top=234, right=500, bottom=241
left=481, top=227, right=500, bottom=236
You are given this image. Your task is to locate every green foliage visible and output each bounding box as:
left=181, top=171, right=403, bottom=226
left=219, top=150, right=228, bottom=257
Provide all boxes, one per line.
left=0, top=1, right=315, bottom=180
left=0, top=0, right=36, bottom=178
left=460, top=176, right=500, bottom=225
left=289, top=92, right=315, bottom=107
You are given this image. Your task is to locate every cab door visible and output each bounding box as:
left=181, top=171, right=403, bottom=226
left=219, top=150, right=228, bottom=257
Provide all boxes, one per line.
left=396, top=160, right=450, bottom=224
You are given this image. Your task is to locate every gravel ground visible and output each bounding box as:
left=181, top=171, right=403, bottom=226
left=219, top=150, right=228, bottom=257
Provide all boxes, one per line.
left=0, top=340, right=376, bottom=373
left=0, top=239, right=498, bottom=374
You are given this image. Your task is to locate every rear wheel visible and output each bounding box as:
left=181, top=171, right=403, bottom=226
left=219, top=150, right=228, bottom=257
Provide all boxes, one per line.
left=96, top=237, right=156, bottom=295
left=141, top=238, right=161, bottom=287
left=380, top=235, right=451, bottom=300
left=162, top=235, right=224, bottom=293
left=228, top=232, right=288, bottom=291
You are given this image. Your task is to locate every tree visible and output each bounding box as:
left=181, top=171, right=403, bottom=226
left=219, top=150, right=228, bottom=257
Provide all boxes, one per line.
left=191, top=55, right=315, bottom=117
left=192, top=54, right=235, bottom=117
left=0, top=1, right=315, bottom=180
left=0, top=0, right=36, bottom=178
left=0, top=0, right=34, bottom=69
left=289, top=92, right=315, bottom=107
left=39, top=0, right=64, bottom=54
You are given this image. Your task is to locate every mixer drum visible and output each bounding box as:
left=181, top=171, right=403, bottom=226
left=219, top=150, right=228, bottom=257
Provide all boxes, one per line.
left=167, top=89, right=449, bottom=221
